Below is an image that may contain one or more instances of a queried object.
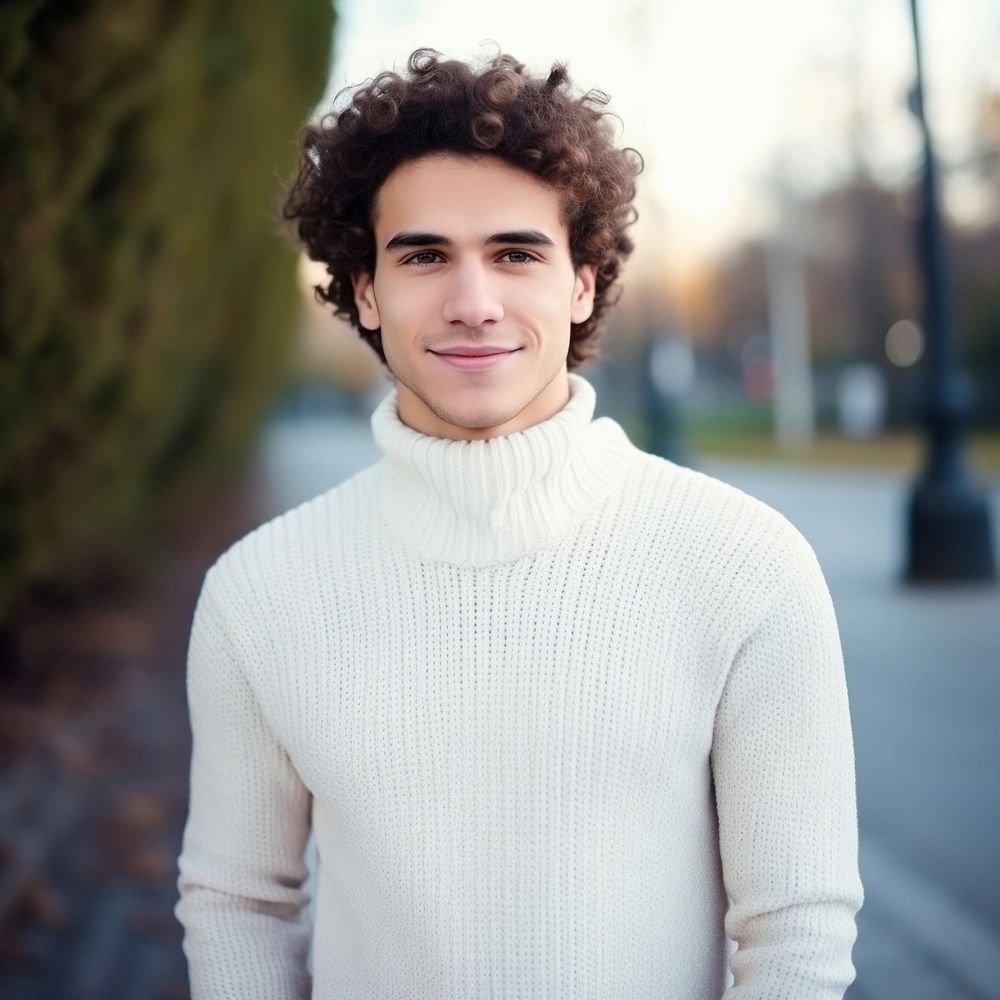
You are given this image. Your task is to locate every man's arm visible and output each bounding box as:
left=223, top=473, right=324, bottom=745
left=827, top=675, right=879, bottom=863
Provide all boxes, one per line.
left=175, top=565, right=313, bottom=1000
left=710, top=528, right=864, bottom=999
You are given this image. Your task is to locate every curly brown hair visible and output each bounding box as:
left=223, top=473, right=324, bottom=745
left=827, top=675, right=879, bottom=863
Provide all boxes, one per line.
left=281, top=47, right=643, bottom=370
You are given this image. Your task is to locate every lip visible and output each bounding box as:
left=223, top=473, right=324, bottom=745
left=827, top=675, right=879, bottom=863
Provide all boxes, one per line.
left=429, top=347, right=522, bottom=371
left=431, top=343, right=519, bottom=356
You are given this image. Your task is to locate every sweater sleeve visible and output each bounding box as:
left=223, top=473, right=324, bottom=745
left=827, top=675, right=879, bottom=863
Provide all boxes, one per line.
left=710, top=529, right=864, bottom=999
left=174, top=565, right=313, bottom=999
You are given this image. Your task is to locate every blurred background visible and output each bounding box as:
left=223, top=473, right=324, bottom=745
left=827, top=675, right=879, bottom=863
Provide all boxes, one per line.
left=1, top=1, right=998, bottom=997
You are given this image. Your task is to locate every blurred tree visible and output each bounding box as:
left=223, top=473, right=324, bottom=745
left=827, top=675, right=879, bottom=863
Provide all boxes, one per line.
left=971, top=89, right=1000, bottom=218
left=805, top=176, right=918, bottom=427
left=957, top=225, right=1000, bottom=427
left=0, top=1, right=334, bottom=630
left=691, top=168, right=999, bottom=432
left=960, top=89, right=1000, bottom=426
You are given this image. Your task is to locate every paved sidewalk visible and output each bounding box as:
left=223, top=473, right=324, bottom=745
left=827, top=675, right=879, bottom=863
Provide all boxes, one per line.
left=701, top=458, right=1000, bottom=1000
left=0, top=470, right=268, bottom=999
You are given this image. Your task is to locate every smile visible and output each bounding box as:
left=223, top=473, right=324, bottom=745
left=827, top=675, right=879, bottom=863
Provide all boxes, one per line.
left=429, top=348, right=522, bottom=371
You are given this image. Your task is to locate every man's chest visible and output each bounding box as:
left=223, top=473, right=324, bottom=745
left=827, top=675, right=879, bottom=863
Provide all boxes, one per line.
left=248, top=561, right=727, bottom=815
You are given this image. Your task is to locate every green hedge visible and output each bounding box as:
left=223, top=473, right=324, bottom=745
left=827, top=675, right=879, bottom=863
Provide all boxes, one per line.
left=0, top=1, right=334, bottom=627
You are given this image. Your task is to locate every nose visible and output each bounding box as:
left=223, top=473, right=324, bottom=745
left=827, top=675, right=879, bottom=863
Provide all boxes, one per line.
left=441, top=262, right=504, bottom=327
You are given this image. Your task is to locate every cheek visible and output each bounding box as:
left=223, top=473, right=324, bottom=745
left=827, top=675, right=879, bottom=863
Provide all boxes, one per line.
left=375, top=275, right=441, bottom=340
left=523, top=276, right=578, bottom=326
left=380, top=271, right=430, bottom=307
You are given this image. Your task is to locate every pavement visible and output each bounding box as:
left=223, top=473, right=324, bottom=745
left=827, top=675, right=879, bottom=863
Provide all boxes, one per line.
left=0, top=469, right=265, bottom=999
left=258, top=411, right=1000, bottom=1000
left=700, top=458, right=1000, bottom=1000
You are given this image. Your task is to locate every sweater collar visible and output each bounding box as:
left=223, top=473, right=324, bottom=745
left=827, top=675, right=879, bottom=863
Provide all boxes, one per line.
left=370, top=372, right=636, bottom=566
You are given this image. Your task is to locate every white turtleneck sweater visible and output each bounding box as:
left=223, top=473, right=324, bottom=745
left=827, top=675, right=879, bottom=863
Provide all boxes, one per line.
left=175, top=372, right=864, bottom=999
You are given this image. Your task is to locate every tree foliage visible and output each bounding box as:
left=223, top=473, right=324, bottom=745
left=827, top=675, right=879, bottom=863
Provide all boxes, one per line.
left=0, top=1, right=334, bottom=626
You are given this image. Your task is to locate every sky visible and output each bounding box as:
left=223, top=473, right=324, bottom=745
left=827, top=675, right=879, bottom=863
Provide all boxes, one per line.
left=319, top=0, right=1000, bottom=271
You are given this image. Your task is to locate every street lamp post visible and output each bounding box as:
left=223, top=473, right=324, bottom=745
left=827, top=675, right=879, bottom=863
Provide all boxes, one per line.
left=904, top=0, right=996, bottom=582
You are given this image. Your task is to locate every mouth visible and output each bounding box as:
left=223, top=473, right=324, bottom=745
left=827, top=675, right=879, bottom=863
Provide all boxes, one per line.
left=429, top=347, right=523, bottom=371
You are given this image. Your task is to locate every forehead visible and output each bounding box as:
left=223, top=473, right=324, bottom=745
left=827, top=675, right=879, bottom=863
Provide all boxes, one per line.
left=372, top=153, right=567, bottom=240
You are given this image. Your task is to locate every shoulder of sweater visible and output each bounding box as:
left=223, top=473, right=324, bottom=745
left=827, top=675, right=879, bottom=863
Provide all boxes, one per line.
left=624, top=450, right=826, bottom=616
left=628, top=450, right=815, bottom=557
left=200, top=462, right=379, bottom=602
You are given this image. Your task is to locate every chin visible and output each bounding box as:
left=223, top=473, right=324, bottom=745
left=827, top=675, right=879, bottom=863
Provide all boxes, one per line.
left=445, top=399, right=523, bottom=431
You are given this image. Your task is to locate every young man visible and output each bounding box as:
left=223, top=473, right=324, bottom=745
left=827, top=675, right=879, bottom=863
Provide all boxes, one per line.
left=175, top=48, right=864, bottom=999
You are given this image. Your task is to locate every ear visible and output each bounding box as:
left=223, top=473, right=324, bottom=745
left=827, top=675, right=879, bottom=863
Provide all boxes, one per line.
left=570, top=263, right=597, bottom=325
left=351, top=271, right=381, bottom=330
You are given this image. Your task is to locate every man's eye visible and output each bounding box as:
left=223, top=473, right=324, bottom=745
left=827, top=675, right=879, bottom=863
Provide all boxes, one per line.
left=499, top=250, right=538, bottom=265
left=403, top=251, right=442, bottom=265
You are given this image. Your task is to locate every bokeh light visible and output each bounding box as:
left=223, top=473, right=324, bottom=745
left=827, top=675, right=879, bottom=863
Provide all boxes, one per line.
left=885, top=318, right=925, bottom=367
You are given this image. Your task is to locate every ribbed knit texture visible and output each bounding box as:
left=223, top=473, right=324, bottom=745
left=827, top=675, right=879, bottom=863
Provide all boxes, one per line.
left=175, top=372, right=864, bottom=999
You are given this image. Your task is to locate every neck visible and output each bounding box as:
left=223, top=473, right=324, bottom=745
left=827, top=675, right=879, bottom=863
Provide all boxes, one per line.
left=395, top=369, right=571, bottom=441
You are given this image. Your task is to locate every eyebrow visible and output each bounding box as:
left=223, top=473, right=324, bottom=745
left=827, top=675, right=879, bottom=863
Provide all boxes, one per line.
left=384, top=229, right=556, bottom=252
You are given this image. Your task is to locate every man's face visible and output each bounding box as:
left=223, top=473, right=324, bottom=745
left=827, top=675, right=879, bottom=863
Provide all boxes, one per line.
left=351, top=153, right=597, bottom=440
